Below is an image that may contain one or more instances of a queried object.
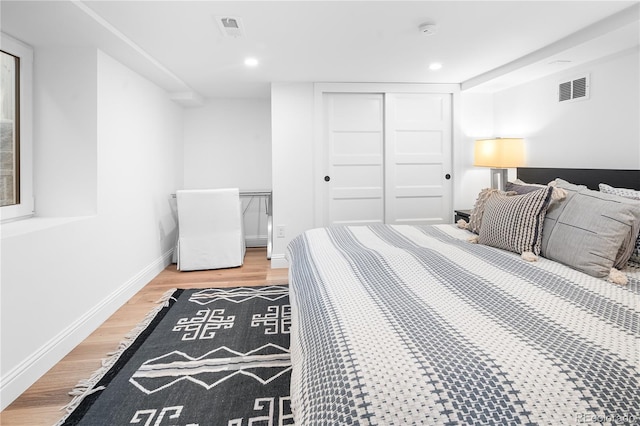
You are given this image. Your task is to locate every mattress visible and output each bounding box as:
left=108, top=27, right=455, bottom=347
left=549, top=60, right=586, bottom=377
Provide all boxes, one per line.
left=286, top=224, right=640, bottom=425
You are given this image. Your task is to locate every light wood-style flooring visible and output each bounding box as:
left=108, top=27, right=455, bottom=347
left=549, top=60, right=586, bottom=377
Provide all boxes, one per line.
left=0, top=248, right=288, bottom=426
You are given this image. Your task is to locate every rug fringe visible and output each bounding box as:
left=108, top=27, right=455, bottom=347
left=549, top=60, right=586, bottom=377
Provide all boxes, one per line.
left=54, top=288, right=179, bottom=425
left=157, top=287, right=178, bottom=306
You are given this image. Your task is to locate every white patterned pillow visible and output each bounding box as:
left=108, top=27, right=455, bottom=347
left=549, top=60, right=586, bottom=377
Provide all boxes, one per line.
left=599, top=183, right=640, bottom=200
left=599, top=183, right=640, bottom=264
left=479, top=186, right=554, bottom=256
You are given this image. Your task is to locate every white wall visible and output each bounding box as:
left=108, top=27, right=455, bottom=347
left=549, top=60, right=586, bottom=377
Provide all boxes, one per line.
left=0, top=49, right=183, bottom=409
left=456, top=92, right=495, bottom=209
left=183, top=99, right=271, bottom=189
left=493, top=48, right=640, bottom=169
left=453, top=47, right=640, bottom=210
left=271, top=83, right=315, bottom=267
left=183, top=99, right=271, bottom=244
left=34, top=48, right=98, bottom=216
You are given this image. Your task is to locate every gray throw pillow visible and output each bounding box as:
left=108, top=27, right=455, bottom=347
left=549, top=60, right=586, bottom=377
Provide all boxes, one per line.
left=505, top=181, right=544, bottom=195
left=599, top=183, right=640, bottom=265
left=540, top=179, right=640, bottom=278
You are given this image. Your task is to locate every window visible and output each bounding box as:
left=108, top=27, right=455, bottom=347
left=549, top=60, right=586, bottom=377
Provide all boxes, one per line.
left=0, top=33, right=33, bottom=222
left=1, top=50, right=20, bottom=207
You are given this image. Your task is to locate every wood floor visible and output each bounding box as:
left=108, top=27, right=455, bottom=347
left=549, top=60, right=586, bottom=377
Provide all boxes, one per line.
left=0, top=248, right=288, bottom=426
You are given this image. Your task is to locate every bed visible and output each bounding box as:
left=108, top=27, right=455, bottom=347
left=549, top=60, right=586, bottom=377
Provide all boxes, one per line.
left=286, top=168, right=640, bottom=425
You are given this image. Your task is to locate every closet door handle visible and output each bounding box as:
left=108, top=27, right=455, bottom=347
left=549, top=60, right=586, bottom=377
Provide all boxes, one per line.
left=324, top=176, right=331, bottom=182
left=445, top=174, right=451, bottom=180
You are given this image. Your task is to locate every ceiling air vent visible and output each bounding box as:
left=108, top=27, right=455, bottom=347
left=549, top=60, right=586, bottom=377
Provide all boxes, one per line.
left=558, top=74, right=590, bottom=103
left=216, top=16, right=244, bottom=38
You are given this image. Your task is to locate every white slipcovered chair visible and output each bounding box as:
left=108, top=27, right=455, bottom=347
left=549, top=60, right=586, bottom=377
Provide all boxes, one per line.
left=175, top=188, right=246, bottom=271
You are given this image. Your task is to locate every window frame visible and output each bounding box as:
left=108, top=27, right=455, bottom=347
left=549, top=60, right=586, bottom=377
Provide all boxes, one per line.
left=0, top=33, right=33, bottom=223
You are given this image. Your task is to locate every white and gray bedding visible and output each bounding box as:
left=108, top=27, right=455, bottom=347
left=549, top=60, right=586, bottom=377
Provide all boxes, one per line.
left=286, top=224, right=640, bottom=425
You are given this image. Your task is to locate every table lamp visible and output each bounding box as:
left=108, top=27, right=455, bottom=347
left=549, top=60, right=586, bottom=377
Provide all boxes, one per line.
left=474, top=138, right=525, bottom=191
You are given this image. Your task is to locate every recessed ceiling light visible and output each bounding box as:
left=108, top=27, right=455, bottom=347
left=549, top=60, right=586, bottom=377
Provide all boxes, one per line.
left=244, top=57, right=259, bottom=67
left=429, top=62, right=442, bottom=71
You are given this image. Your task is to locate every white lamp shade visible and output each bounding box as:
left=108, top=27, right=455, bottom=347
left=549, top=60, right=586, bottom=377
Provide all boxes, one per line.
left=474, top=138, right=525, bottom=168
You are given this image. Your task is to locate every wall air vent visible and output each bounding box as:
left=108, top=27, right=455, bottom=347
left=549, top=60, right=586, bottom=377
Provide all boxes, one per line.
left=558, top=74, right=590, bottom=103
left=216, top=16, right=244, bottom=38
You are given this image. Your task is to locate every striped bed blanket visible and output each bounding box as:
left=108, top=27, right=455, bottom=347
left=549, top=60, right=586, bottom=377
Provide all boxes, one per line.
left=286, top=224, right=640, bottom=425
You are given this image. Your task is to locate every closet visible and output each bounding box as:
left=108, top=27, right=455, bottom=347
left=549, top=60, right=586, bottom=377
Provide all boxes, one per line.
left=321, top=90, right=452, bottom=226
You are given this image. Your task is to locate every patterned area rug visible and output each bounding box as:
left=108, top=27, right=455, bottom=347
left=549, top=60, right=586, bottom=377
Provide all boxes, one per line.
left=57, top=285, right=292, bottom=426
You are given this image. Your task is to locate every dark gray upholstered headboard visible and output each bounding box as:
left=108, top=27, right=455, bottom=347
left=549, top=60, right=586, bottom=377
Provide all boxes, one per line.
left=517, top=168, right=640, bottom=191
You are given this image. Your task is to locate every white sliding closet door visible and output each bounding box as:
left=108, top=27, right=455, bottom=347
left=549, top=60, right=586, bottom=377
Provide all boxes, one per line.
left=322, top=91, right=452, bottom=227
left=385, top=93, right=452, bottom=225
left=324, top=93, right=384, bottom=225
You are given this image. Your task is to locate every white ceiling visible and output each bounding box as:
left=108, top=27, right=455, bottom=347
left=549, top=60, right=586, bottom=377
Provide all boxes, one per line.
left=1, top=1, right=639, bottom=101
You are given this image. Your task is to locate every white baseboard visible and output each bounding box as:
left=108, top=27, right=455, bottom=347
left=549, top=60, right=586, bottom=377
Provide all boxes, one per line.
left=270, top=253, right=288, bottom=269
left=0, top=249, right=174, bottom=411
left=245, top=235, right=267, bottom=248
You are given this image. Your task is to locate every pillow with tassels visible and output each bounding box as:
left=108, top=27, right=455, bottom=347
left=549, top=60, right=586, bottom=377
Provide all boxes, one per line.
left=464, top=188, right=515, bottom=234
left=539, top=179, right=640, bottom=285
left=478, top=186, right=554, bottom=261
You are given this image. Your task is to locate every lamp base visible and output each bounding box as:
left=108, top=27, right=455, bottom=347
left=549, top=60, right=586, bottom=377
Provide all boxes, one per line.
left=490, top=168, right=508, bottom=191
